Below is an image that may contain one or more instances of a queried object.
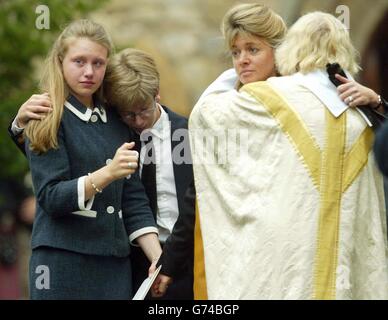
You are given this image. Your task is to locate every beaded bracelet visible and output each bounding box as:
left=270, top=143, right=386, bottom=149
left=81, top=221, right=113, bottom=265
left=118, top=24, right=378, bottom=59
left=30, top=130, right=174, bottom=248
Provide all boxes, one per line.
left=88, top=173, right=102, bottom=193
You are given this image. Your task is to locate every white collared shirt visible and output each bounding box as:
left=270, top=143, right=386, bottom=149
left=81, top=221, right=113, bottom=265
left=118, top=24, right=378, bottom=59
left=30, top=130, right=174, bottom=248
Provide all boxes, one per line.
left=139, top=104, right=180, bottom=243
left=64, top=100, right=107, bottom=123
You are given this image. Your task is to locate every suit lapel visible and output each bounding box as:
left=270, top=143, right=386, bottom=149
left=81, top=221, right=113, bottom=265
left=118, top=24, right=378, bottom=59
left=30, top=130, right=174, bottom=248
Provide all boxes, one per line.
left=135, top=131, right=158, bottom=219
left=166, top=107, right=191, bottom=215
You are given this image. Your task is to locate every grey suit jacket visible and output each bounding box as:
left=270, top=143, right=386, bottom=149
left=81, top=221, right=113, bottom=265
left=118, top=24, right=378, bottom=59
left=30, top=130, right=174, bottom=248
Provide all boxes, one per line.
left=26, top=95, right=157, bottom=257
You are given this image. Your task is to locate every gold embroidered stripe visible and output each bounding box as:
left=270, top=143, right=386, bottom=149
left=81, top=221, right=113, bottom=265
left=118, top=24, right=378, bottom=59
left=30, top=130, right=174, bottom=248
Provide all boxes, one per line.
left=342, top=127, right=374, bottom=193
left=243, top=82, right=321, bottom=190
left=313, top=110, right=346, bottom=300
left=193, top=199, right=208, bottom=299
left=236, top=82, right=371, bottom=299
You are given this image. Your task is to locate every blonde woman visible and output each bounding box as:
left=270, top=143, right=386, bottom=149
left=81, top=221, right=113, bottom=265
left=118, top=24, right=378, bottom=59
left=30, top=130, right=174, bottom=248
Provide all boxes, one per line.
left=196, top=3, right=286, bottom=102
left=152, top=3, right=287, bottom=298
left=22, top=20, right=161, bottom=299
left=190, top=11, right=388, bottom=299
left=153, top=3, right=386, bottom=299
left=199, top=3, right=384, bottom=109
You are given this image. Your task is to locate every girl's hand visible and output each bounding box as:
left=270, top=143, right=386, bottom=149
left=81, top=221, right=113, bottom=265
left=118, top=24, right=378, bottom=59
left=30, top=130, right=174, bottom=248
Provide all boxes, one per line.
left=16, top=93, right=52, bottom=127
left=106, top=142, right=139, bottom=180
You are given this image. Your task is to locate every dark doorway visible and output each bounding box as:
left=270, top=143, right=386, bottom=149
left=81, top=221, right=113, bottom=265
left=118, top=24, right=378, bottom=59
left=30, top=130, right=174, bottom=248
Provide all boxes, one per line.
left=361, top=10, right=388, bottom=98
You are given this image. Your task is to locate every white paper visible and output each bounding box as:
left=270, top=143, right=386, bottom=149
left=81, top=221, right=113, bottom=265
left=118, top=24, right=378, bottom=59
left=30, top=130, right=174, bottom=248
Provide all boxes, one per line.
left=132, top=265, right=162, bottom=300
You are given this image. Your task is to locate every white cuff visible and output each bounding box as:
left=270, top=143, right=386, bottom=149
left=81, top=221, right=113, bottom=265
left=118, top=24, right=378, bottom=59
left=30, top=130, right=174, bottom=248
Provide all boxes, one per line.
left=129, top=227, right=159, bottom=246
left=11, top=118, right=24, bottom=135
left=78, top=176, right=95, bottom=210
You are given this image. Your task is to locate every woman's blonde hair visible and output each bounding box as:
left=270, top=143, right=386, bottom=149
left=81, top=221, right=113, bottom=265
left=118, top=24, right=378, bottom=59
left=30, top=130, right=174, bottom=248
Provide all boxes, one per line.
left=25, top=19, right=113, bottom=153
left=276, top=11, right=361, bottom=76
left=104, top=48, right=160, bottom=113
left=222, top=3, right=287, bottom=49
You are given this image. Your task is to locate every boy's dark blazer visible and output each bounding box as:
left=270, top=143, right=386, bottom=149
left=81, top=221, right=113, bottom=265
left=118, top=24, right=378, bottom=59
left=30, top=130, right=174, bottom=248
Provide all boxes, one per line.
left=131, top=105, right=194, bottom=299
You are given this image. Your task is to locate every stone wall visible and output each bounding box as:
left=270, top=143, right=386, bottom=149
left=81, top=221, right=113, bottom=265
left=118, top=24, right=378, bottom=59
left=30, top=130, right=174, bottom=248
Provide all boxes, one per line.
left=91, top=0, right=388, bottom=116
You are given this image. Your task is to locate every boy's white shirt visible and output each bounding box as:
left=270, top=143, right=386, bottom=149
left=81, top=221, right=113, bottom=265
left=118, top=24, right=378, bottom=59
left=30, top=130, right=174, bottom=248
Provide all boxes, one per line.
left=11, top=118, right=24, bottom=135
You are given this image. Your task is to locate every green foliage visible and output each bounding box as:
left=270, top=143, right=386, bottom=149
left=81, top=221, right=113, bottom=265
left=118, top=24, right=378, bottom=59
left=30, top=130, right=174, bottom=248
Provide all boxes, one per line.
left=0, top=0, right=106, bottom=180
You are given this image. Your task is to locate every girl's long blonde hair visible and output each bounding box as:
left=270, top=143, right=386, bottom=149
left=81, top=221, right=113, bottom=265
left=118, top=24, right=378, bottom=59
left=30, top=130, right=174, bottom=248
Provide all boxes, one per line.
left=25, top=19, right=113, bottom=153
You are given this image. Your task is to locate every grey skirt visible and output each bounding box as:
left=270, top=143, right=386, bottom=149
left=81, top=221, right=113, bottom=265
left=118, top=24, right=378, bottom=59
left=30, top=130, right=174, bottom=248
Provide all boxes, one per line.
left=29, top=246, right=132, bottom=300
